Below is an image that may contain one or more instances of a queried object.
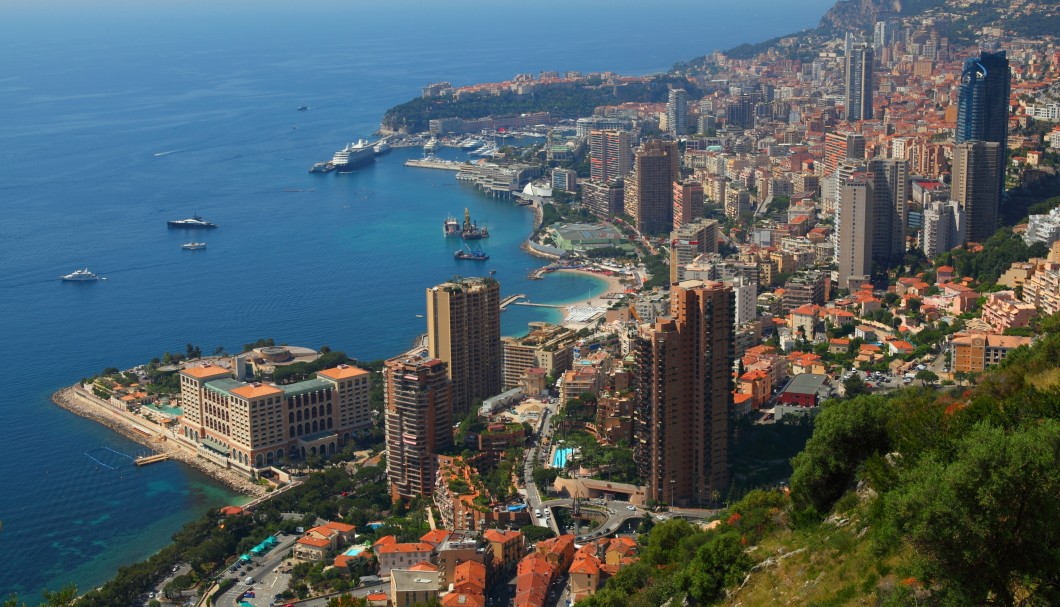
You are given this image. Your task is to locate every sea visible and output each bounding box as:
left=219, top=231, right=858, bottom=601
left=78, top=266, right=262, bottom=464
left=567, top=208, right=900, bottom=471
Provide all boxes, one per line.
left=0, top=0, right=832, bottom=598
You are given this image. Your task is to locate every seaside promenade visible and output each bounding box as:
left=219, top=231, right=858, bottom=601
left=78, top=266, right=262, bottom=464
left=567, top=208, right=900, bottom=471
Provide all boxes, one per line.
left=52, top=385, right=268, bottom=497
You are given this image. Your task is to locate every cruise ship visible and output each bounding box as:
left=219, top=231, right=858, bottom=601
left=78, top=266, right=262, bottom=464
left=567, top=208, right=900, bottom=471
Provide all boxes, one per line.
left=331, top=140, right=376, bottom=173
left=373, top=141, right=391, bottom=155
left=167, top=215, right=218, bottom=229
left=61, top=268, right=99, bottom=281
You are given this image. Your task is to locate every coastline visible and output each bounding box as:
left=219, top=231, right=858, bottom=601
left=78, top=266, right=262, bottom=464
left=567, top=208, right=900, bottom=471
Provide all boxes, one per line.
left=552, top=268, right=629, bottom=329
left=51, top=386, right=265, bottom=499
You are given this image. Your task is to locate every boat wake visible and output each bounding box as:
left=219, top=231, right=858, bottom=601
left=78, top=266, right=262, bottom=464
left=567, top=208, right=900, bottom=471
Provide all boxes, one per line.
left=153, top=147, right=191, bottom=157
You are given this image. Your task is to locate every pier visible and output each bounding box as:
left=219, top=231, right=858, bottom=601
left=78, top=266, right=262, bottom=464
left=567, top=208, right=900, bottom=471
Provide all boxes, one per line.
left=404, top=158, right=465, bottom=171
left=499, top=294, right=526, bottom=310
left=135, top=453, right=170, bottom=466
left=512, top=301, right=564, bottom=309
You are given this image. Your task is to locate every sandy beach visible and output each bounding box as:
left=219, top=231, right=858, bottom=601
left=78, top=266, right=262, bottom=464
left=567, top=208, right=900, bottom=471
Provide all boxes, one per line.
left=52, top=385, right=267, bottom=498
left=552, top=268, right=630, bottom=328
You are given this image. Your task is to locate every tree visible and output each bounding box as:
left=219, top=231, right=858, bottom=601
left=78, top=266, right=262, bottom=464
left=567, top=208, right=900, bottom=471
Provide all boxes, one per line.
left=843, top=374, right=870, bottom=397
left=790, top=396, right=891, bottom=516
left=520, top=524, right=555, bottom=542
left=887, top=422, right=1060, bottom=606
left=915, top=369, right=939, bottom=386
left=40, top=586, right=78, bottom=607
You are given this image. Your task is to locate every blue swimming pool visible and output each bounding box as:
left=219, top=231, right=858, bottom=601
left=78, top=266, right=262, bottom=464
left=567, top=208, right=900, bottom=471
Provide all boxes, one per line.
left=343, top=545, right=367, bottom=557
left=552, top=448, right=574, bottom=468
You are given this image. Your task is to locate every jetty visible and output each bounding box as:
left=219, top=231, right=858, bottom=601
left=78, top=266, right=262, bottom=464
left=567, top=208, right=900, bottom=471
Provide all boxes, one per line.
left=404, top=158, right=465, bottom=171
left=499, top=294, right=526, bottom=310
left=135, top=453, right=170, bottom=466
left=512, top=301, right=564, bottom=309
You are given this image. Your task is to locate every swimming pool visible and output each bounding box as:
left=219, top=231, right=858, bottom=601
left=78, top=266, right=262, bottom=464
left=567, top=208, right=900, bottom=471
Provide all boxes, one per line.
left=552, top=448, right=574, bottom=468
left=343, top=545, right=367, bottom=557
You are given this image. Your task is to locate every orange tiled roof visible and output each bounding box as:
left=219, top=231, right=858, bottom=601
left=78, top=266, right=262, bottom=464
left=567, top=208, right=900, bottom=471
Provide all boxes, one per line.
left=181, top=364, right=229, bottom=379
left=420, top=529, right=451, bottom=544
left=376, top=542, right=434, bottom=554
left=231, top=383, right=284, bottom=399
left=297, top=536, right=330, bottom=548
left=317, top=365, right=370, bottom=380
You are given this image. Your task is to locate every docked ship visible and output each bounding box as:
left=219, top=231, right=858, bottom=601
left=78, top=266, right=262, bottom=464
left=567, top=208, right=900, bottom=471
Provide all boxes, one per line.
left=459, top=207, right=489, bottom=240
left=443, top=215, right=461, bottom=237
left=423, top=137, right=439, bottom=154
left=373, top=141, right=391, bottom=155
left=61, top=268, right=99, bottom=281
left=455, top=243, right=488, bottom=261
left=462, top=138, right=485, bottom=150
left=331, top=140, right=376, bottom=173
left=182, top=242, right=207, bottom=250
left=167, top=215, right=218, bottom=229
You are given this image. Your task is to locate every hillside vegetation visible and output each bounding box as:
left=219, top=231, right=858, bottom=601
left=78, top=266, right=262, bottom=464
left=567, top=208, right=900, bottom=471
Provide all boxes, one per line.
left=581, top=314, right=1060, bottom=607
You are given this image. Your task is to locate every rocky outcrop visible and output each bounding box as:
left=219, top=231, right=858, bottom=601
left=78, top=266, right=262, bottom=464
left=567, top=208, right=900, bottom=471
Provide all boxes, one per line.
left=818, top=0, right=905, bottom=32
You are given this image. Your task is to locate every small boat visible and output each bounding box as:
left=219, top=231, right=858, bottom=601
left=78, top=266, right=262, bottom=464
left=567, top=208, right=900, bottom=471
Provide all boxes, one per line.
left=297, top=105, right=309, bottom=111
left=309, top=161, right=336, bottom=174
left=61, top=268, right=99, bottom=281
left=182, top=242, right=207, bottom=250
left=443, top=214, right=461, bottom=237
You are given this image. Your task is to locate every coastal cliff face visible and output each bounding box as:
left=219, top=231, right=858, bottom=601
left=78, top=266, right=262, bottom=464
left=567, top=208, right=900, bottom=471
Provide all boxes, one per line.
left=818, top=0, right=955, bottom=32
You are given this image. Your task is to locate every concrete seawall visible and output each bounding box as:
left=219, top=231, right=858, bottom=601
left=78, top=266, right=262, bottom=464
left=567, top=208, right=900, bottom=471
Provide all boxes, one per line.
left=52, top=386, right=266, bottom=498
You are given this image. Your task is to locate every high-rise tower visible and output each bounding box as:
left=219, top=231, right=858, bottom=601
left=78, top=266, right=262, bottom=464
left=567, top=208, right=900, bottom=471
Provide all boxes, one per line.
left=588, top=130, right=633, bottom=183
left=867, top=158, right=909, bottom=262
left=625, top=140, right=679, bottom=235
left=845, top=36, right=874, bottom=122
left=384, top=355, right=453, bottom=500
left=835, top=176, right=874, bottom=290
left=633, top=280, right=734, bottom=506
left=667, top=88, right=689, bottom=137
left=956, top=51, right=1010, bottom=151
left=426, top=277, right=501, bottom=417
left=952, top=141, right=1002, bottom=243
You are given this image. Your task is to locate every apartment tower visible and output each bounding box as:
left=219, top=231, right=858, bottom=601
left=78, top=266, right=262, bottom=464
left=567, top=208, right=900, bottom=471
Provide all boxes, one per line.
left=834, top=176, right=874, bottom=290
left=952, top=141, right=1002, bottom=243
left=672, top=180, right=704, bottom=229
left=384, top=355, right=453, bottom=500
left=667, top=88, right=690, bottom=137
left=625, top=140, right=679, bottom=236
left=867, top=158, right=909, bottom=262
left=844, top=36, right=874, bottom=121
left=426, top=277, right=501, bottom=417
left=633, top=280, right=734, bottom=506
left=588, top=130, right=633, bottom=183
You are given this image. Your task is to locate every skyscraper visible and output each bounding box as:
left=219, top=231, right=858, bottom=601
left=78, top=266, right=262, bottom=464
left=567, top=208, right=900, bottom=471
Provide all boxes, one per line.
left=956, top=51, right=1010, bottom=219
left=867, top=158, right=909, bottom=262
left=922, top=200, right=965, bottom=259
left=426, top=277, right=501, bottom=417
left=384, top=355, right=453, bottom=500
left=667, top=88, right=689, bottom=137
left=952, top=141, right=1002, bottom=243
left=669, top=218, right=719, bottom=283
left=634, top=280, right=734, bottom=506
left=725, top=94, right=755, bottom=129
left=625, top=140, right=679, bottom=235
left=835, top=176, right=874, bottom=290
left=588, top=130, right=633, bottom=183
left=956, top=51, right=1010, bottom=151
left=844, top=36, right=874, bottom=122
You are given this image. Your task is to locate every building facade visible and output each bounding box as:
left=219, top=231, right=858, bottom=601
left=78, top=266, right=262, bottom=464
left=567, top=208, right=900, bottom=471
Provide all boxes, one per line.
left=427, top=277, right=502, bottom=417
left=384, top=356, right=454, bottom=500
left=952, top=140, right=1002, bottom=243
left=633, top=281, right=734, bottom=506
left=625, top=140, right=679, bottom=235
left=588, top=130, right=633, bottom=183
left=844, top=37, right=874, bottom=121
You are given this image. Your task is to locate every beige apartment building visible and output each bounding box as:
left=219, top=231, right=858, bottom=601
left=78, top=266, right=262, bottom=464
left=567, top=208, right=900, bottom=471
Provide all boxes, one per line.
left=427, top=277, right=501, bottom=417
left=501, top=322, right=577, bottom=390
left=177, top=363, right=371, bottom=474
left=384, top=355, right=453, bottom=500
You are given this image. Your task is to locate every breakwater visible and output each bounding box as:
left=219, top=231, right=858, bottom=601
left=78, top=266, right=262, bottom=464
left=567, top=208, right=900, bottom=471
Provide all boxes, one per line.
left=51, top=386, right=266, bottom=498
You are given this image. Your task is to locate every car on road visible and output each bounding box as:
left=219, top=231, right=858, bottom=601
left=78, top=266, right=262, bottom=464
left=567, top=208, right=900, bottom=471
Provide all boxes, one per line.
left=626, top=505, right=636, bottom=511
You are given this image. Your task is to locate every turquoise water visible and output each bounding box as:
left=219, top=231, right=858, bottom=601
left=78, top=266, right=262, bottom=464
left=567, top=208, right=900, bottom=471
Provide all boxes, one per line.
left=343, top=545, right=367, bottom=557
left=552, top=448, right=575, bottom=468
left=0, top=0, right=833, bottom=597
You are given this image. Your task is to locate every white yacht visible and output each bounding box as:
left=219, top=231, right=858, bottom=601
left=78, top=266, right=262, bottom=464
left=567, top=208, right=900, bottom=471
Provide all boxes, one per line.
left=61, top=268, right=99, bottom=281
left=182, top=242, right=207, bottom=250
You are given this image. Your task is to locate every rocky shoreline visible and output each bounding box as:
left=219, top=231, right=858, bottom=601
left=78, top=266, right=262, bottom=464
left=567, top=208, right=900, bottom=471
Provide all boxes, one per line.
left=51, top=386, right=266, bottom=498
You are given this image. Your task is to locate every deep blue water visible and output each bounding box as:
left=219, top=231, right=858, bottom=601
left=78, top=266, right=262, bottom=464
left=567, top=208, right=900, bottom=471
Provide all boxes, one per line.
left=0, top=0, right=831, bottom=597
